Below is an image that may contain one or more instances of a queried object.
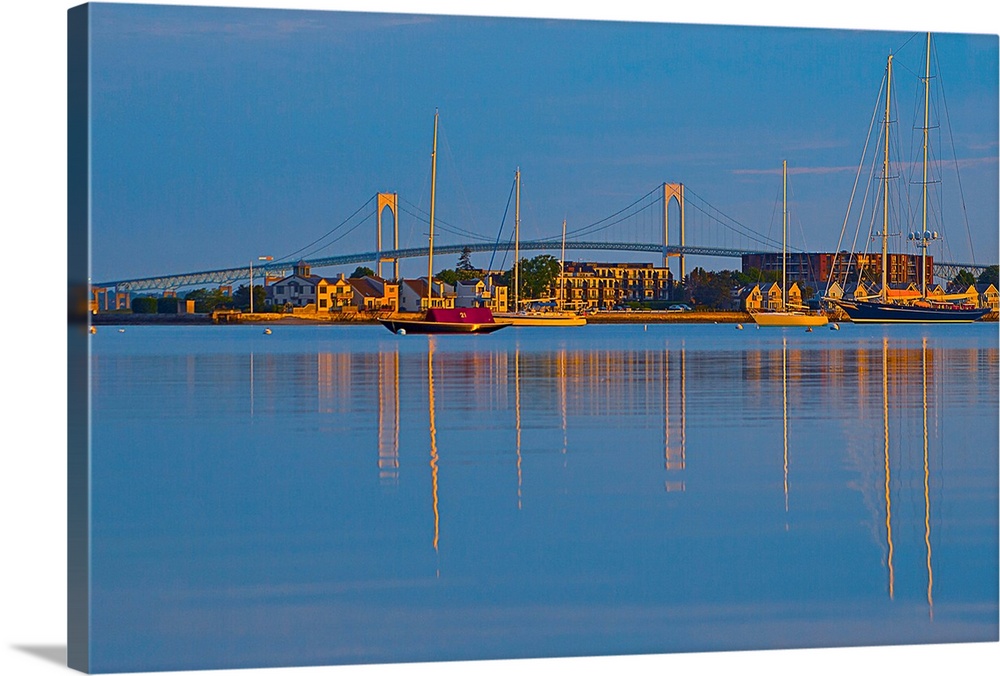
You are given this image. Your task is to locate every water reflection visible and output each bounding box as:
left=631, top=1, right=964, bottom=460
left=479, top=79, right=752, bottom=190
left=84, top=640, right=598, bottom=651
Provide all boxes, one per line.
left=89, top=327, right=997, bottom=670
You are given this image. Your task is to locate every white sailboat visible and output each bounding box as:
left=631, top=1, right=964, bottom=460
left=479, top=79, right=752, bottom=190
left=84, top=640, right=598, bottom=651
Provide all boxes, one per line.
left=494, top=169, right=587, bottom=327
left=751, top=161, right=829, bottom=327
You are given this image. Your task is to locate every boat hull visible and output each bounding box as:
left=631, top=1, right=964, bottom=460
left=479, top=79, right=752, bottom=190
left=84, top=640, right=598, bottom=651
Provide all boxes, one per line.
left=493, top=312, right=587, bottom=327
left=833, top=299, right=989, bottom=323
left=751, top=311, right=829, bottom=327
left=378, top=319, right=510, bottom=334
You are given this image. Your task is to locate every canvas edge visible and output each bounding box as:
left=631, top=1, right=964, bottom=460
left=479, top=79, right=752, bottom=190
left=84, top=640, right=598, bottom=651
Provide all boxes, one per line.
left=68, top=2, right=91, bottom=673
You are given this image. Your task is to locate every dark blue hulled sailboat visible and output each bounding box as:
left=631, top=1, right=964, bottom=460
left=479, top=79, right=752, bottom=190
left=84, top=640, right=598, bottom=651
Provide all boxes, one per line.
left=827, top=34, right=989, bottom=324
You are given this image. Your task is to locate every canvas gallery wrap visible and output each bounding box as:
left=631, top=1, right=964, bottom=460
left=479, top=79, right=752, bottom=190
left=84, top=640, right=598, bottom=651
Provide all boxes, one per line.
left=68, top=2, right=998, bottom=674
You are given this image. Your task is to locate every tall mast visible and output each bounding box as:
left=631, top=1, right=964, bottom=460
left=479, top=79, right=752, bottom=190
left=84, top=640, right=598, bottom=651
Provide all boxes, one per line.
left=921, top=32, right=931, bottom=299
left=881, top=55, right=893, bottom=302
left=560, top=218, right=567, bottom=310
left=782, top=160, right=787, bottom=311
left=427, top=109, right=439, bottom=310
left=514, top=168, right=520, bottom=311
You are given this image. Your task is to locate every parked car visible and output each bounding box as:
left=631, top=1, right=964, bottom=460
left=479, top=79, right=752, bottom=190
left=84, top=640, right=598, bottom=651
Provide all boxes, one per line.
left=667, top=304, right=693, bottom=312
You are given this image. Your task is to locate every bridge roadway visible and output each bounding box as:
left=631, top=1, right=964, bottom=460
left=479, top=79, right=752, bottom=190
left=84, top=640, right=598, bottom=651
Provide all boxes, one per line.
left=95, top=240, right=993, bottom=293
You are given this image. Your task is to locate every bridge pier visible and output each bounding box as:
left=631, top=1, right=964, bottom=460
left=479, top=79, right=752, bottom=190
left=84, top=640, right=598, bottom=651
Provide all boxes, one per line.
left=663, top=183, right=686, bottom=284
left=377, top=193, right=399, bottom=280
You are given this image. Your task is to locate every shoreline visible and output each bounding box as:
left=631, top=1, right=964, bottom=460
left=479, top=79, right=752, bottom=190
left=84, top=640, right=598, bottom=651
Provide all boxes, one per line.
left=87, top=310, right=1000, bottom=326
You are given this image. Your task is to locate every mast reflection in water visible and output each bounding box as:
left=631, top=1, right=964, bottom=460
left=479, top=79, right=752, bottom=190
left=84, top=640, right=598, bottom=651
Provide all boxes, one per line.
left=88, top=324, right=998, bottom=672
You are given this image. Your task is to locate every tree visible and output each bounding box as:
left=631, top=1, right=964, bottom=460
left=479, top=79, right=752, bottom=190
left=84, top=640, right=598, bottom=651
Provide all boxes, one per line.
left=683, top=268, right=752, bottom=309
left=977, top=265, right=999, bottom=287
left=350, top=266, right=375, bottom=279
left=457, top=246, right=475, bottom=272
left=734, top=267, right=781, bottom=286
left=184, top=287, right=234, bottom=313
left=232, top=284, right=267, bottom=311
left=157, top=297, right=179, bottom=314
left=504, top=255, right=561, bottom=304
left=435, top=269, right=459, bottom=287
left=953, top=269, right=977, bottom=288
left=131, top=296, right=158, bottom=314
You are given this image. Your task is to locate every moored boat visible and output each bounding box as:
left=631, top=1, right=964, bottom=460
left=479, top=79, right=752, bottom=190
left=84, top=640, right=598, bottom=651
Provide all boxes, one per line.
left=493, top=310, right=587, bottom=327
left=378, top=110, right=509, bottom=336
left=380, top=307, right=510, bottom=334
left=826, top=34, right=988, bottom=324
left=829, top=299, right=987, bottom=324
left=751, top=161, right=828, bottom=328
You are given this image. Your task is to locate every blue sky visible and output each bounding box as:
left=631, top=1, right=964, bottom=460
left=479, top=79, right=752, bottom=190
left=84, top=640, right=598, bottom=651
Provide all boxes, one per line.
left=2, top=5, right=999, bottom=676
left=86, top=3, right=998, bottom=283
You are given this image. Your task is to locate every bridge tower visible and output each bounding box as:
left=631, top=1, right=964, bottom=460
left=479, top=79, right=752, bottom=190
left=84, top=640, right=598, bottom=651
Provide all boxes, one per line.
left=376, top=193, right=400, bottom=280
left=663, top=183, right=686, bottom=282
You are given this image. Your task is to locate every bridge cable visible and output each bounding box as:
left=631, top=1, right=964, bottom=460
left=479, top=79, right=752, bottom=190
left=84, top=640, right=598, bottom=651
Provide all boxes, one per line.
left=274, top=194, right=376, bottom=264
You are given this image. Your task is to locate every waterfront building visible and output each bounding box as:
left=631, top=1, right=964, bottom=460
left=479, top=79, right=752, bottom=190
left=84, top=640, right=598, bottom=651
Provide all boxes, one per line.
left=398, top=278, right=455, bottom=312
left=348, top=275, right=399, bottom=312
left=975, top=283, right=999, bottom=311
left=455, top=278, right=508, bottom=313
left=559, top=261, right=673, bottom=310
left=743, top=251, right=934, bottom=288
left=266, top=260, right=323, bottom=309
left=317, top=274, right=355, bottom=312
left=266, top=262, right=356, bottom=312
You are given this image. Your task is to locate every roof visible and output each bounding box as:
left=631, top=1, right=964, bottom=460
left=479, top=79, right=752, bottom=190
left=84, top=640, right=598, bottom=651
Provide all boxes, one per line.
left=348, top=276, right=394, bottom=297
left=403, top=278, right=447, bottom=298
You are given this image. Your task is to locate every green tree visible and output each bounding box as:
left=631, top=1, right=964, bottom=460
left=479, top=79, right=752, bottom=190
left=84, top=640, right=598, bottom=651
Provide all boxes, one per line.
left=457, top=246, right=475, bottom=272
left=504, top=255, right=561, bottom=304
left=683, top=268, right=748, bottom=309
left=435, top=269, right=459, bottom=287
left=734, top=267, right=781, bottom=286
left=185, top=287, right=234, bottom=313
left=977, top=265, right=998, bottom=287
left=350, top=266, right=375, bottom=279
left=232, top=284, right=267, bottom=311
left=156, top=297, right=179, bottom=314
left=131, top=296, right=158, bottom=314
left=953, top=269, right=977, bottom=288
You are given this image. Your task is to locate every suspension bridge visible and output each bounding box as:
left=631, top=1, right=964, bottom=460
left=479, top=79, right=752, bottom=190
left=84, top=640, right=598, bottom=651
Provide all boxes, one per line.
left=93, top=182, right=993, bottom=294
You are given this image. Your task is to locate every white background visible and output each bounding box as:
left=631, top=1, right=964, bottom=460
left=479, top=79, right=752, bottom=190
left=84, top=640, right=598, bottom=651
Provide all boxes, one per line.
left=2, top=1, right=997, bottom=675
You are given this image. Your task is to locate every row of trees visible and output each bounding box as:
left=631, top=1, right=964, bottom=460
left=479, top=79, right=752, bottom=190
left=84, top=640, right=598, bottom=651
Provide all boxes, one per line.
left=132, top=285, right=267, bottom=314
left=434, top=247, right=562, bottom=305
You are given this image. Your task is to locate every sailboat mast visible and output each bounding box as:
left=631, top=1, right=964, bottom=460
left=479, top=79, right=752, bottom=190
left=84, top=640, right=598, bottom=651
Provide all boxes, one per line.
left=921, top=33, right=931, bottom=298
left=560, top=218, right=567, bottom=310
left=514, top=168, right=520, bottom=311
left=427, top=110, right=439, bottom=310
left=881, top=55, right=892, bottom=302
left=782, top=160, right=787, bottom=311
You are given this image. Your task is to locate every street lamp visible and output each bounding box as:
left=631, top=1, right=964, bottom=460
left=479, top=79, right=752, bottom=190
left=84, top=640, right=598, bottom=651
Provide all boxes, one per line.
left=250, top=255, right=272, bottom=314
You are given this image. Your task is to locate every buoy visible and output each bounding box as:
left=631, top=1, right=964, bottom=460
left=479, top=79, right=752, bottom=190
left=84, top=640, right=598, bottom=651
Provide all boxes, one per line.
left=397, top=328, right=407, bottom=336
left=830, top=323, right=840, bottom=331
left=263, top=328, right=272, bottom=335
left=89, top=326, right=97, bottom=334
left=735, top=323, right=744, bottom=330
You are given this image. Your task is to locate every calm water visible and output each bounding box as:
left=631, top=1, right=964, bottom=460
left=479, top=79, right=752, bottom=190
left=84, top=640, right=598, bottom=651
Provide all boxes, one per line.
left=88, top=323, right=999, bottom=672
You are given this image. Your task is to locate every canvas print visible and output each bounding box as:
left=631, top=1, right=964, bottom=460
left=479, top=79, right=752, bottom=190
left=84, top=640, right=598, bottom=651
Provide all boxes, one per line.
left=69, top=2, right=998, bottom=673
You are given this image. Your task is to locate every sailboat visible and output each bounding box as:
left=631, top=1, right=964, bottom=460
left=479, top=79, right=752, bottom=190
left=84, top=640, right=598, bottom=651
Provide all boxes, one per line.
left=751, top=161, right=829, bottom=327
left=493, top=170, right=587, bottom=327
left=827, top=34, right=989, bottom=324
left=379, top=111, right=510, bottom=335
